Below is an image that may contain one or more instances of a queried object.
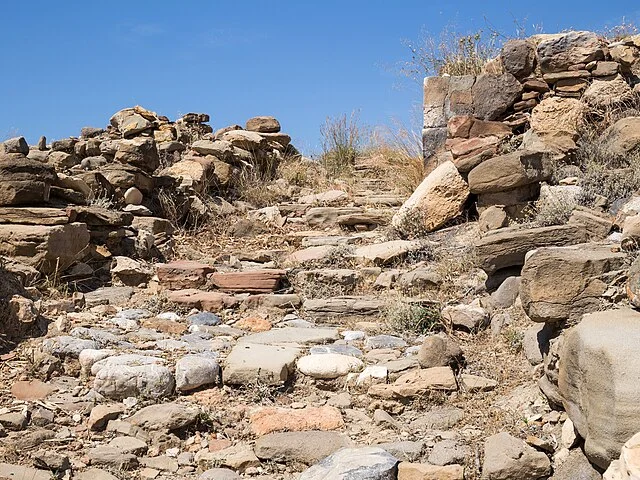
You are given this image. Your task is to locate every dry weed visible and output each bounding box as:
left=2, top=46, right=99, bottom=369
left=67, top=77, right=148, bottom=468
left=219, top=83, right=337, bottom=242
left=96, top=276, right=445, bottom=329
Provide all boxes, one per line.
left=383, top=294, right=443, bottom=335
left=319, top=111, right=363, bottom=177
left=364, top=125, right=425, bottom=196
left=400, top=26, right=500, bottom=81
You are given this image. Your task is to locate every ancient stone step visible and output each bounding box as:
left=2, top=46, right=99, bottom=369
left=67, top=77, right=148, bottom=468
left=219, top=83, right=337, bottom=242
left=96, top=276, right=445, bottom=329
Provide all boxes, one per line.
left=156, top=260, right=215, bottom=290
left=353, top=240, right=426, bottom=265
left=297, top=190, right=348, bottom=205
left=237, top=327, right=340, bottom=346
left=336, top=211, right=390, bottom=229
left=208, top=269, right=286, bottom=293
left=303, top=207, right=363, bottom=227
left=303, top=297, right=382, bottom=317
left=475, top=224, right=588, bottom=275
left=0, top=207, right=75, bottom=225
left=353, top=194, right=404, bottom=207
left=167, top=289, right=239, bottom=311
left=0, top=222, right=90, bottom=274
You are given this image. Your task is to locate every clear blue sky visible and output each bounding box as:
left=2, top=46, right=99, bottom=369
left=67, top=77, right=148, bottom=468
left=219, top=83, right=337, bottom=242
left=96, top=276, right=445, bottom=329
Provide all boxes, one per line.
left=1, top=1, right=638, bottom=154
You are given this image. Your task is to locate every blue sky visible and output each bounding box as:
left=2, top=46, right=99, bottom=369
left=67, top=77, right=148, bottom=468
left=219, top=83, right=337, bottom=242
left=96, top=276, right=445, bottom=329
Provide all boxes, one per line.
left=1, top=1, right=638, bottom=154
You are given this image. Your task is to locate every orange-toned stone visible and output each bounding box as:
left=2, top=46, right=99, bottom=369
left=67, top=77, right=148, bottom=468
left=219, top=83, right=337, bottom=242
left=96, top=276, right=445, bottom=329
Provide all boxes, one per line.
left=208, top=439, right=233, bottom=452
left=447, top=116, right=474, bottom=139
left=11, top=380, right=56, bottom=400
left=157, top=260, right=215, bottom=290
left=141, top=318, right=187, bottom=335
left=167, top=289, right=239, bottom=312
left=208, top=269, right=285, bottom=293
left=250, top=406, right=344, bottom=436
left=235, top=317, right=272, bottom=332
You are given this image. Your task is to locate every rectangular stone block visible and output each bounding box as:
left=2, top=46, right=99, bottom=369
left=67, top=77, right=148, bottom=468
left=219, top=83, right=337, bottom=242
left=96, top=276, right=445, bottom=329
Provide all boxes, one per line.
left=422, top=127, right=447, bottom=159
left=423, top=76, right=450, bottom=108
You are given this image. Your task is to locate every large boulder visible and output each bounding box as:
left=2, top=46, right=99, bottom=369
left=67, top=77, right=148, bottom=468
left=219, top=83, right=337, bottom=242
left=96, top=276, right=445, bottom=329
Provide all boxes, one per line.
left=530, top=97, right=588, bottom=151
left=611, top=38, right=640, bottom=76
left=471, top=74, right=523, bottom=120
left=3, top=137, right=29, bottom=155
left=391, top=161, right=469, bottom=233
left=246, top=116, right=281, bottom=133
left=220, top=130, right=267, bottom=151
left=559, top=309, right=640, bottom=468
left=0, top=223, right=90, bottom=274
left=582, top=75, right=634, bottom=109
left=467, top=151, right=549, bottom=194
left=114, top=137, right=160, bottom=173
left=0, top=158, right=57, bottom=206
left=475, top=224, right=587, bottom=274
left=520, top=244, right=626, bottom=323
left=160, top=159, right=216, bottom=192
left=110, top=106, right=156, bottom=137
left=500, top=39, right=537, bottom=79
left=601, top=117, right=640, bottom=158
left=537, top=31, right=605, bottom=73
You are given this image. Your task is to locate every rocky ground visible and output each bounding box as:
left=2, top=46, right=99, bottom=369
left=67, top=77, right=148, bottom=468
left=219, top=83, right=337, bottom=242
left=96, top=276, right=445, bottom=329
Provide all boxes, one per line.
left=3, top=28, right=640, bottom=480
left=0, top=159, right=611, bottom=480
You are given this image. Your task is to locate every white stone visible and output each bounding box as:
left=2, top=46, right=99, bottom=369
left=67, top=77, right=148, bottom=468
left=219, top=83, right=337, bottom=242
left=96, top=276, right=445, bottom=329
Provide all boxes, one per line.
left=124, top=187, right=143, bottom=205
left=91, top=354, right=165, bottom=376
left=94, top=364, right=175, bottom=399
left=341, top=330, right=365, bottom=342
left=356, top=366, right=388, bottom=386
left=562, top=418, right=578, bottom=449
left=175, top=355, right=220, bottom=392
left=297, top=354, right=363, bottom=379
left=79, top=349, right=115, bottom=374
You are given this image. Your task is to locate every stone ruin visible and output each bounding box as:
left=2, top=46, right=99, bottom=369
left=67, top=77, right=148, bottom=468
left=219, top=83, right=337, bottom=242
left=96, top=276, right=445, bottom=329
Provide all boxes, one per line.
left=0, top=108, right=296, bottom=291
left=417, top=30, right=640, bottom=229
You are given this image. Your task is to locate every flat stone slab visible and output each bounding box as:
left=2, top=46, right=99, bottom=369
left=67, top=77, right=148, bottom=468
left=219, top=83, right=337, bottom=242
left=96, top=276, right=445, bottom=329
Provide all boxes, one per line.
left=156, top=260, right=215, bottom=290
left=84, top=286, right=134, bottom=307
left=0, top=207, right=74, bottom=225
left=167, top=289, right=239, bottom=311
left=250, top=406, right=344, bottom=436
left=255, top=431, right=353, bottom=465
left=0, top=462, right=52, bottom=480
left=475, top=225, right=587, bottom=274
left=303, top=297, right=383, bottom=316
left=238, top=327, right=340, bottom=346
left=368, top=367, right=457, bottom=399
left=208, top=269, right=285, bottom=293
left=354, top=240, right=424, bottom=265
left=224, top=343, right=301, bottom=385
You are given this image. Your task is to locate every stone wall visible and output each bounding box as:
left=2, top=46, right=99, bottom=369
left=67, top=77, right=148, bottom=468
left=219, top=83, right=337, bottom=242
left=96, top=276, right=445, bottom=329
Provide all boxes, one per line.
left=423, top=31, right=640, bottom=163
left=418, top=30, right=640, bottom=228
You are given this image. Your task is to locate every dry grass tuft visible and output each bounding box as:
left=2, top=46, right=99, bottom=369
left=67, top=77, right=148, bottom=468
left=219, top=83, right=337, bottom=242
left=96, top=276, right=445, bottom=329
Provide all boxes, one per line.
left=364, top=125, right=426, bottom=196
left=400, top=26, right=501, bottom=81
left=319, top=112, right=363, bottom=177
left=383, top=294, right=444, bottom=335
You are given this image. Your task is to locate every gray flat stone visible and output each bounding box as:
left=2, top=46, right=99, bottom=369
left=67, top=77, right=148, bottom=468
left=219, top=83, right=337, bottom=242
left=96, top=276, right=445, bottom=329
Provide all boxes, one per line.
left=255, top=431, right=353, bottom=465
left=238, top=327, right=339, bottom=346
left=224, top=343, right=301, bottom=385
